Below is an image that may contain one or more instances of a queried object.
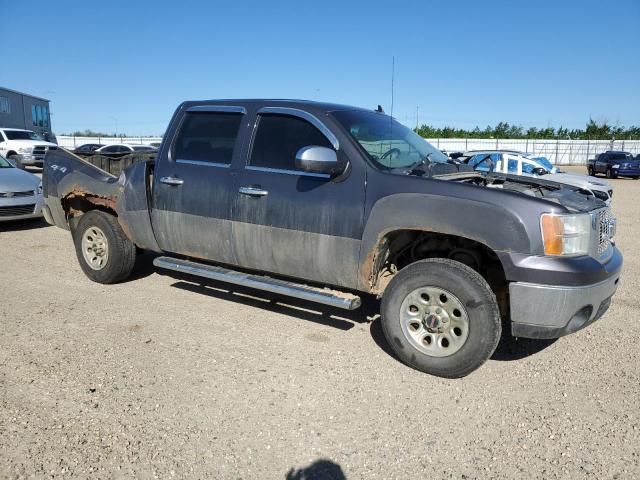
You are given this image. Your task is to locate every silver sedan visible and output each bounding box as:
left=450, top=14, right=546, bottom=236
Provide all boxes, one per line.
left=0, top=154, right=44, bottom=222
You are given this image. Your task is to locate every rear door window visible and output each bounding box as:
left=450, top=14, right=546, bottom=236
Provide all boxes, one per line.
left=173, top=112, right=243, bottom=165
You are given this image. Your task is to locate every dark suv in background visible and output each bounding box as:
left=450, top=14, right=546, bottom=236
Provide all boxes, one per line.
left=588, top=151, right=640, bottom=179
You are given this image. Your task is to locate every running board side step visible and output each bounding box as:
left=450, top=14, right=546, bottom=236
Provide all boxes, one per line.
left=153, top=256, right=362, bottom=311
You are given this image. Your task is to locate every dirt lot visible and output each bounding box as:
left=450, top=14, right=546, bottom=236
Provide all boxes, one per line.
left=1, top=168, right=639, bottom=479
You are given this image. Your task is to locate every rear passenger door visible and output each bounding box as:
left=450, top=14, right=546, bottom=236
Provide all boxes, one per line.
left=231, top=108, right=365, bottom=288
left=151, top=106, right=246, bottom=264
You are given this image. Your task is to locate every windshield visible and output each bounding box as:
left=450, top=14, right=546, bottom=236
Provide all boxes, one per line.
left=3, top=130, right=44, bottom=141
left=0, top=154, right=13, bottom=168
left=332, top=110, right=449, bottom=169
left=611, top=153, right=633, bottom=160
left=528, top=155, right=554, bottom=171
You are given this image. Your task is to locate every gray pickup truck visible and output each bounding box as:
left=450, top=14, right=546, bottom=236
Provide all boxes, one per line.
left=42, top=100, right=622, bottom=378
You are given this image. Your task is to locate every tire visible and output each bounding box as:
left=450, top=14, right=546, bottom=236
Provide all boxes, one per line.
left=72, top=210, right=136, bottom=284
left=8, top=154, right=23, bottom=169
left=606, top=168, right=617, bottom=179
left=632, top=176, right=639, bottom=180
left=587, top=166, right=595, bottom=176
left=380, top=259, right=501, bottom=378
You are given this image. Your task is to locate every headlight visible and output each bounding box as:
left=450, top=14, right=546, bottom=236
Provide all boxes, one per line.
left=540, top=213, right=591, bottom=256
left=612, top=164, right=620, bottom=169
left=37, top=181, right=43, bottom=194
left=18, top=146, right=33, bottom=153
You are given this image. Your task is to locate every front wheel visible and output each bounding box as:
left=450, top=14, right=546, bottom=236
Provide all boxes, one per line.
left=72, top=210, right=136, bottom=284
left=588, top=166, right=595, bottom=176
left=380, top=259, right=501, bottom=378
left=606, top=168, right=617, bottom=179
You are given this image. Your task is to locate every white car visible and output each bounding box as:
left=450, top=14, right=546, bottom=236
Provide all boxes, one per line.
left=0, top=153, right=44, bottom=221
left=466, top=150, right=613, bottom=204
left=0, top=128, right=58, bottom=168
left=95, top=144, right=157, bottom=155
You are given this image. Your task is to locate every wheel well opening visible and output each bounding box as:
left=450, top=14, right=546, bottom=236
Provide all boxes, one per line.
left=62, top=193, right=118, bottom=231
left=370, top=230, right=508, bottom=316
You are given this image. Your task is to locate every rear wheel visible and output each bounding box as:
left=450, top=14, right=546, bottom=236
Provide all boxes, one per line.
left=72, top=210, right=136, bottom=284
left=380, top=259, right=501, bottom=378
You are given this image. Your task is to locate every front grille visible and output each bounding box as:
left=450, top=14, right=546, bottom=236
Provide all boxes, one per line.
left=0, top=204, right=36, bottom=217
left=32, top=146, right=47, bottom=156
left=0, top=190, right=34, bottom=198
left=596, top=208, right=614, bottom=256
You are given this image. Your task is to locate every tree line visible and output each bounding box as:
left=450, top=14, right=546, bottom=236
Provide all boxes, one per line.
left=415, top=119, right=640, bottom=140
left=60, top=129, right=162, bottom=138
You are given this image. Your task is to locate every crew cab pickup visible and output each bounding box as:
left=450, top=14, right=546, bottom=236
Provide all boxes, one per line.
left=42, top=100, right=623, bottom=378
left=588, top=151, right=640, bottom=179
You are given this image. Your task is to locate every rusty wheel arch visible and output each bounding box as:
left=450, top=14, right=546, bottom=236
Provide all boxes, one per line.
left=363, top=229, right=508, bottom=312
left=61, top=187, right=118, bottom=231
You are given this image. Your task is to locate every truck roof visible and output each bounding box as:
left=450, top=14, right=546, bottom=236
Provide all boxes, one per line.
left=179, top=99, right=374, bottom=114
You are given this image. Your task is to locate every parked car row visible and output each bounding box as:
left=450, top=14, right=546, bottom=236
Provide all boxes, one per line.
left=73, top=143, right=158, bottom=156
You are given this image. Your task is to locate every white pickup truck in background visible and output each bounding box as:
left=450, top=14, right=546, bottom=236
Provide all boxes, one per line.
left=0, top=128, right=58, bottom=169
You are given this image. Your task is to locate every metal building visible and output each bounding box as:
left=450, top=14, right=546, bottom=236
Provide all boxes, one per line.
left=0, top=87, right=53, bottom=139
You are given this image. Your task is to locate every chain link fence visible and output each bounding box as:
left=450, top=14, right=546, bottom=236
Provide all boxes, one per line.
left=427, top=138, right=640, bottom=165
left=57, top=135, right=162, bottom=149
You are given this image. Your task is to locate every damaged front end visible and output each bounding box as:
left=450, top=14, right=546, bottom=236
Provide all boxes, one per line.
left=452, top=171, right=608, bottom=213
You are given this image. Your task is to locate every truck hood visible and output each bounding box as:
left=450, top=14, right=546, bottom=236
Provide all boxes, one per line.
left=546, top=172, right=611, bottom=190
left=0, top=167, right=41, bottom=192
left=445, top=171, right=607, bottom=213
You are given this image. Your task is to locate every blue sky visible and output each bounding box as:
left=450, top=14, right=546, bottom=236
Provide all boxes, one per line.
left=2, top=0, right=639, bottom=135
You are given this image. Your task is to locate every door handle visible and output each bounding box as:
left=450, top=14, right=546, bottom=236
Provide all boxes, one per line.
left=160, top=176, right=184, bottom=186
left=239, top=186, right=269, bottom=197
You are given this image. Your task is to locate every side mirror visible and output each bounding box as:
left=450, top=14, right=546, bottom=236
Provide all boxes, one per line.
left=295, top=146, right=342, bottom=176
left=533, top=167, right=547, bottom=176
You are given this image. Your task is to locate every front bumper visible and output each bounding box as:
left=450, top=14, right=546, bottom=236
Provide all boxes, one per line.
left=614, top=167, right=640, bottom=177
left=507, top=248, right=622, bottom=339
left=0, top=194, right=44, bottom=222
left=15, top=153, right=45, bottom=167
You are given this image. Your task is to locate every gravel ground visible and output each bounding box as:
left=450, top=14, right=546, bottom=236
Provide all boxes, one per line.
left=1, top=168, right=639, bottom=479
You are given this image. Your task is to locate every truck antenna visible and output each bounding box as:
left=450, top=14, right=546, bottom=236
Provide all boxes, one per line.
left=390, top=56, right=395, bottom=119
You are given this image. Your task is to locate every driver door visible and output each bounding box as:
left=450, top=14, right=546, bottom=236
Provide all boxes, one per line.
left=231, top=109, right=366, bottom=288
